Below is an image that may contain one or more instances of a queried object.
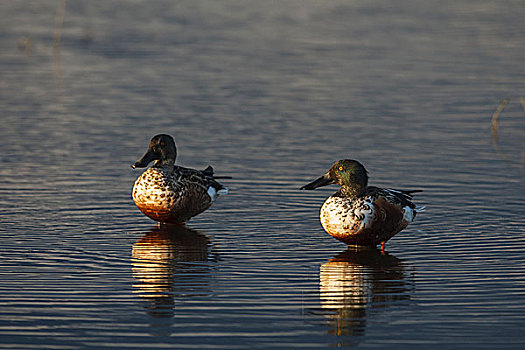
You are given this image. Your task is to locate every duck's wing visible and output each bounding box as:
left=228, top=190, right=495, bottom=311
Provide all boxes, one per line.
left=365, top=187, right=422, bottom=207
left=365, top=187, right=423, bottom=223
left=384, top=188, right=425, bottom=212
left=173, top=166, right=228, bottom=201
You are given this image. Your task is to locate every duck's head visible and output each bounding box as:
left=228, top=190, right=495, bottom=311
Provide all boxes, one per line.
left=131, top=134, right=177, bottom=169
left=300, top=159, right=368, bottom=193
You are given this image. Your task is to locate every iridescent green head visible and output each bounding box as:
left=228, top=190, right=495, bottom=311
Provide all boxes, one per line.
left=328, top=159, right=368, bottom=188
left=300, top=159, right=368, bottom=195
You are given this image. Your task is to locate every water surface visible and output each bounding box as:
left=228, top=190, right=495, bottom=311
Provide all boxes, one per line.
left=1, top=0, right=524, bottom=349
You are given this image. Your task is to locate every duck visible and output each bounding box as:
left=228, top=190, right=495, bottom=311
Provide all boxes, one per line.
left=300, top=159, right=424, bottom=250
left=131, top=134, right=229, bottom=224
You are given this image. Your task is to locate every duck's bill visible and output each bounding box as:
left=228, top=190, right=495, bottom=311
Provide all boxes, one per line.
left=131, top=149, right=158, bottom=169
left=300, top=173, right=334, bottom=190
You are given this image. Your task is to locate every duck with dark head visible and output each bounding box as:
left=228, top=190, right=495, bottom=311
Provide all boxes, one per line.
left=131, top=134, right=229, bottom=225
left=301, top=159, right=424, bottom=250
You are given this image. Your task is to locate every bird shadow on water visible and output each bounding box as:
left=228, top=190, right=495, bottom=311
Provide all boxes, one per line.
left=131, top=224, right=217, bottom=325
left=315, top=247, right=414, bottom=346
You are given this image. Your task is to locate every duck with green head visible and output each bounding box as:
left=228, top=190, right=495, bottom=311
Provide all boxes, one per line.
left=131, top=134, right=229, bottom=224
left=301, top=159, right=424, bottom=250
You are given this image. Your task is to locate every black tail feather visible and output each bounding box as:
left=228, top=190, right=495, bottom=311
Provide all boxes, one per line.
left=401, top=189, right=423, bottom=194
left=202, top=165, right=232, bottom=179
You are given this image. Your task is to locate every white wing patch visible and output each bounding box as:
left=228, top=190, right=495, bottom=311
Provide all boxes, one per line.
left=207, top=187, right=218, bottom=202
left=384, top=188, right=424, bottom=223
left=207, top=186, right=228, bottom=202
left=402, top=206, right=415, bottom=222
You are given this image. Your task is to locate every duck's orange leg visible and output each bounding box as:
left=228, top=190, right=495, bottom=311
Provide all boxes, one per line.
left=380, top=241, right=386, bottom=252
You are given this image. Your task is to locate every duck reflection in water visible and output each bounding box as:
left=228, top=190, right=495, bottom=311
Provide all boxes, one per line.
left=319, top=247, right=413, bottom=341
left=131, top=224, right=216, bottom=318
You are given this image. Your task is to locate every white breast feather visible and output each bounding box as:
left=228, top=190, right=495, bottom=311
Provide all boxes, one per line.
left=353, top=197, right=375, bottom=229
left=320, top=196, right=375, bottom=235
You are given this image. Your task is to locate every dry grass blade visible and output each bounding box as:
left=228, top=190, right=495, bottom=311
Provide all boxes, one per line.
left=53, top=0, right=67, bottom=81
left=491, top=98, right=510, bottom=149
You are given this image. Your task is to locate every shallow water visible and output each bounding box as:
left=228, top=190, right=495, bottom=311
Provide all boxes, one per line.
left=1, top=0, right=524, bottom=349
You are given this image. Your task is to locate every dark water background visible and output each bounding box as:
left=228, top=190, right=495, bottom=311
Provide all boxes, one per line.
left=1, top=1, right=524, bottom=349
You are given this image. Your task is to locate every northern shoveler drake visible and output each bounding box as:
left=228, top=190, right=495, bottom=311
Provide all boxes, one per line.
left=300, top=159, right=424, bottom=250
left=131, top=134, right=229, bottom=224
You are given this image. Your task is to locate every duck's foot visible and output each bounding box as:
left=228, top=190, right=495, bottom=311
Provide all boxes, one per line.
left=158, top=221, right=185, bottom=227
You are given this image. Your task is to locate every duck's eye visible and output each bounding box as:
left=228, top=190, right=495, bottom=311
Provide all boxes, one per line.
left=338, top=166, right=343, bottom=171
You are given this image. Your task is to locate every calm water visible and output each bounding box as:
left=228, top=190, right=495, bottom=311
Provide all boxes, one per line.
left=1, top=0, right=524, bottom=349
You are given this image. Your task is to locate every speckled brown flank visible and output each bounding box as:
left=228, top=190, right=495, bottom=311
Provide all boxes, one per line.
left=132, top=165, right=226, bottom=223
